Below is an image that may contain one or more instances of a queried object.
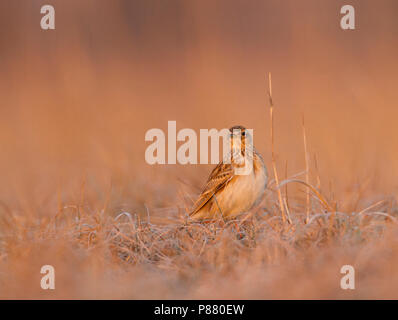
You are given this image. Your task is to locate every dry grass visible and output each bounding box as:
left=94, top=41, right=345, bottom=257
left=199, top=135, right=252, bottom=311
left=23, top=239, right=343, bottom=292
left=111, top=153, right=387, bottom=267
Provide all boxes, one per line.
left=1, top=0, right=398, bottom=300
left=0, top=176, right=397, bottom=299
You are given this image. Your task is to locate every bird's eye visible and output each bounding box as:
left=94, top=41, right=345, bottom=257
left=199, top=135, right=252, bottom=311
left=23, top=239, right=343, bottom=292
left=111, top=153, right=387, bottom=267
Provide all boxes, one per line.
left=241, top=131, right=246, bottom=136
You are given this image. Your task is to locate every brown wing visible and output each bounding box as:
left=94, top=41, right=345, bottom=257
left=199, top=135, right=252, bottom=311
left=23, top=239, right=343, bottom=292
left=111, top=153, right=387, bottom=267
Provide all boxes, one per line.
left=190, top=163, right=234, bottom=216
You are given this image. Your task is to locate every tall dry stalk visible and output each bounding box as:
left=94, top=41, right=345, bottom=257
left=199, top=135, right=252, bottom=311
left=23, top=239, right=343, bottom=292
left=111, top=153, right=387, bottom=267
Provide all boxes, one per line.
left=267, top=73, right=290, bottom=224
left=302, top=116, right=311, bottom=224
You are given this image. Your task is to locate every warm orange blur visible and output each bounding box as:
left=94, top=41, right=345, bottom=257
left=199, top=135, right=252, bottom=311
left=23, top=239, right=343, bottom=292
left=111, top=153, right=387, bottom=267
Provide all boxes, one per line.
left=0, top=0, right=397, bottom=299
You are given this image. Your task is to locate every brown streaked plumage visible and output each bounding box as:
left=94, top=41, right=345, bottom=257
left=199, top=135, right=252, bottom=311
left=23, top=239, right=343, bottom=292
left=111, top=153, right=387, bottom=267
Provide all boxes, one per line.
left=190, top=125, right=268, bottom=221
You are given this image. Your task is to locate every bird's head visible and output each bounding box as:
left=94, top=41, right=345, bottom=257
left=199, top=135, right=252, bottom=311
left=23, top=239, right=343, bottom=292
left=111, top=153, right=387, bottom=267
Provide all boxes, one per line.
left=229, top=125, right=253, bottom=157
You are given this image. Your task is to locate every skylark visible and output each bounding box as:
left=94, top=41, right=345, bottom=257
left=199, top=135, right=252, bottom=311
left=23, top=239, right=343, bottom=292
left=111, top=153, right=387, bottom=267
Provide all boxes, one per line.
left=190, top=125, right=268, bottom=221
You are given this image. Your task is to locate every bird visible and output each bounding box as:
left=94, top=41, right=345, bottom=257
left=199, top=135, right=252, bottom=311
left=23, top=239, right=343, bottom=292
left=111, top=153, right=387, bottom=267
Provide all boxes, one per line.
left=190, top=125, right=268, bottom=221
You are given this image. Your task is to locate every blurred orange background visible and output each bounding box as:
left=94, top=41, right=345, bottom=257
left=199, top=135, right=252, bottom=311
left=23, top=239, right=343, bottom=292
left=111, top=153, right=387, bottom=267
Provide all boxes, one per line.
left=0, top=0, right=397, bottom=298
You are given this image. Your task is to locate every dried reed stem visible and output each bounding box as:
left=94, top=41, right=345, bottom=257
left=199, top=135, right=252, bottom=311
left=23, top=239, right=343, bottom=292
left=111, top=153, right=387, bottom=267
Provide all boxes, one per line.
left=267, top=73, right=290, bottom=224
left=314, top=153, right=321, bottom=189
left=302, top=116, right=310, bottom=224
